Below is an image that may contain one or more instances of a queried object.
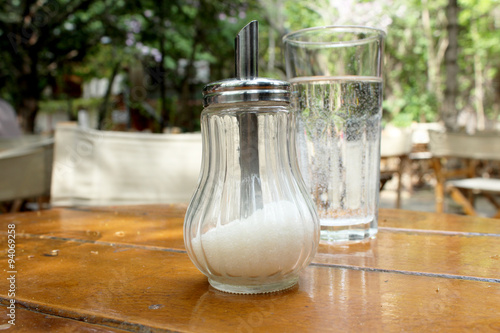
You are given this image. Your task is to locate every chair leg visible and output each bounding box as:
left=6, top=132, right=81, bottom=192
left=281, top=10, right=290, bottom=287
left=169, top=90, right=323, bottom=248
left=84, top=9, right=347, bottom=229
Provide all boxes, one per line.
left=10, top=199, right=23, bottom=213
left=449, top=187, right=478, bottom=216
left=483, top=193, right=500, bottom=209
left=379, top=173, right=392, bottom=191
left=37, top=196, right=45, bottom=211
left=435, top=181, right=445, bottom=213
left=483, top=193, right=500, bottom=219
left=395, top=156, right=406, bottom=209
left=431, top=158, right=445, bottom=213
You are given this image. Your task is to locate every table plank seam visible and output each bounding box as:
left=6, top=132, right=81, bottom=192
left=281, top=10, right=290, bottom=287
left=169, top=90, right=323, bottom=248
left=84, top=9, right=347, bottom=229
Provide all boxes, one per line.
left=310, top=262, right=500, bottom=283
left=10, top=232, right=187, bottom=254
left=379, top=227, right=500, bottom=237
left=65, top=206, right=188, bottom=216
left=9, top=233, right=500, bottom=284
left=0, top=300, right=180, bottom=333
left=1, top=206, right=499, bottom=331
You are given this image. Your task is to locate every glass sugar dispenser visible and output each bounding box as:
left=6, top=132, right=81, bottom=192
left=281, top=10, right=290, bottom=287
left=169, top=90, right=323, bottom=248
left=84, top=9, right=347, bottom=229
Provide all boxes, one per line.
left=184, top=21, right=320, bottom=294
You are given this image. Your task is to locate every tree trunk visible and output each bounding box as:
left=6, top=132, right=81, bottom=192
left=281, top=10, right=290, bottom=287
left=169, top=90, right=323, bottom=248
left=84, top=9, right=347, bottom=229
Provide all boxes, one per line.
left=442, top=0, right=460, bottom=131
left=267, top=27, right=275, bottom=72
left=422, top=0, right=442, bottom=102
left=158, top=1, right=169, bottom=131
left=17, top=73, right=40, bottom=133
left=178, top=60, right=196, bottom=132
left=17, top=48, right=41, bottom=133
left=18, top=96, right=38, bottom=133
left=474, top=52, right=485, bottom=130
left=471, top=21, right=485, bottom=131
left=177, top=27, right=201, bottom=132
left=98, top=61, right=121, bottom=129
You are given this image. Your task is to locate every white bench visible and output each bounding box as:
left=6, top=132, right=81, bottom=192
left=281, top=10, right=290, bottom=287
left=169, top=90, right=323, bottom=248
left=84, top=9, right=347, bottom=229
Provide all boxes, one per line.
left=0, top=137, right=54, bottom=212
left=51, top=123, right=202, bottom=207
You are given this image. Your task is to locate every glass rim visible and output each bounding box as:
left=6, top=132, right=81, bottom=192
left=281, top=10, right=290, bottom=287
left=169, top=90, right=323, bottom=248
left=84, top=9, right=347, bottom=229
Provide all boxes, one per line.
left=283, top=25, right=386, bottom=46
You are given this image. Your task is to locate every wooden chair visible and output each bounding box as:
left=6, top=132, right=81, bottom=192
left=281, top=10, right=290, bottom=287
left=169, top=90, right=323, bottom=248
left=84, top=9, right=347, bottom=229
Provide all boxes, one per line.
left=380, top=126, right=413, bottom=208
left=428, top=130, right=500, bottom=218
left=51, top=123, right=202, bottom=206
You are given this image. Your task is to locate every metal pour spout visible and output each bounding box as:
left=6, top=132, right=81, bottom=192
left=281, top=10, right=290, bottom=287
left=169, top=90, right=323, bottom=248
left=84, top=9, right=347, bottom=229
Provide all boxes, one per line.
left=235, top=20, right=263, bottom=217
left=235, top=20, right=258, bottom=80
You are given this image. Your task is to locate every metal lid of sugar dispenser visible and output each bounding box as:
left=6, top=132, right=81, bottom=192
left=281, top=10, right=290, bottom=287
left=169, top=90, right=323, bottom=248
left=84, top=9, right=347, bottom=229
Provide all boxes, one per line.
left=203, top=21, right=290, bottom=107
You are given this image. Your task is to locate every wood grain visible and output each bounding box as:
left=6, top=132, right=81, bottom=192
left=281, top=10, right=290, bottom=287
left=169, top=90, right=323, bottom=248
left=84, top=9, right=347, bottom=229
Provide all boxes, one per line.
left=0, top=204, right=186, bottom=250
left=0, top=306, right=129, bottom=332
left=3, top=207, right=498, bottom=280
left=0, top=237, right=499, bottom=332
left=315, top=230, right=500, bottom=281
left=379, top=209, right=500, bottom=235
left=0, top=205, right=499, bottom=332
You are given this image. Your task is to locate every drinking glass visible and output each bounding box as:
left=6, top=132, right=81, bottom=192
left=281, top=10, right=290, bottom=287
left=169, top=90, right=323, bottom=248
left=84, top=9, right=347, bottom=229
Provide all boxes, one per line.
left=283, top=26, right=385, bottom=243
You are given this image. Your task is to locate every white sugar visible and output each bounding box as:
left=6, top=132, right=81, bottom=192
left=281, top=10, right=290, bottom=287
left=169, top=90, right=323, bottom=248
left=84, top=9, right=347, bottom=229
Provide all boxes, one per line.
left=191, top=200, right=314, bottom=277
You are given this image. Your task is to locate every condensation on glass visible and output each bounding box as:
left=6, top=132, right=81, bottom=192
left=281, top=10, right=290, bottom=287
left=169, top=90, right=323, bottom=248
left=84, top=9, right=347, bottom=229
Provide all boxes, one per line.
left=283, top=26, right=386, bottom=243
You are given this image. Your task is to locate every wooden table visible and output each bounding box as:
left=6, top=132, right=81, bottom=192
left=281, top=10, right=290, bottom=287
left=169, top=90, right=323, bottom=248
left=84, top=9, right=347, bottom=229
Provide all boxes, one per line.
left=0, top=205, right=499, bottom=332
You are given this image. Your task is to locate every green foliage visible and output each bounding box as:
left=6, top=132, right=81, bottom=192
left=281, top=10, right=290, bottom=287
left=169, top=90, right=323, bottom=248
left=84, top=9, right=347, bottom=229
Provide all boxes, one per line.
left=39, top=97, right=101, bottom=114
left=0, top=0, right=130, bottom=107
left=457, top=0, right=500, bottom=119
left=380, top=0, right=499, bottom=126
left=403, top=90, right=438, bottom=122
left=282, top=3, right=321, bottom=32
left=1, top=0, right=499, bottom=132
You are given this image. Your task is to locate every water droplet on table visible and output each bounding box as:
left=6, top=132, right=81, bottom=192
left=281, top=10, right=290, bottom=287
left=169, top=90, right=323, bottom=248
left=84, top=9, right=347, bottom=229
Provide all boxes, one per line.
left=44, top=250, right=59, bottom=257
left=86, top=230, right=101, bottom=238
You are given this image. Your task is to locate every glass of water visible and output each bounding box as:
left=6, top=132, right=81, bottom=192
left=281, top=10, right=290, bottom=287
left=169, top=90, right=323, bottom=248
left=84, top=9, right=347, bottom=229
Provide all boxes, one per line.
left=283, top=26, right=385, bottom=243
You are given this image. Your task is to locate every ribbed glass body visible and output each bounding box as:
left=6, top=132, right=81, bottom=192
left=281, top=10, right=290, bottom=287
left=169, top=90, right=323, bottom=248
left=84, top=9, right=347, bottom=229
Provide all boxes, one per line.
left=184, top=101, right=320, bottom=294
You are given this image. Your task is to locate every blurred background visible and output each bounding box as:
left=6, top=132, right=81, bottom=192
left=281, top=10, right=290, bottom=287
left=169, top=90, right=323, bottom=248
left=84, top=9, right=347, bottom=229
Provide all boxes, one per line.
left=0, top=0, right=499, bottom=134
left=1, top=0, right=499, bottom=215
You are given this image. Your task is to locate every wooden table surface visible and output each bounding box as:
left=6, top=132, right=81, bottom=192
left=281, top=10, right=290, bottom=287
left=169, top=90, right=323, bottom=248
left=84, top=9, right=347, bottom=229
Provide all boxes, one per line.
left=0, top=205, right=499, bottom=332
